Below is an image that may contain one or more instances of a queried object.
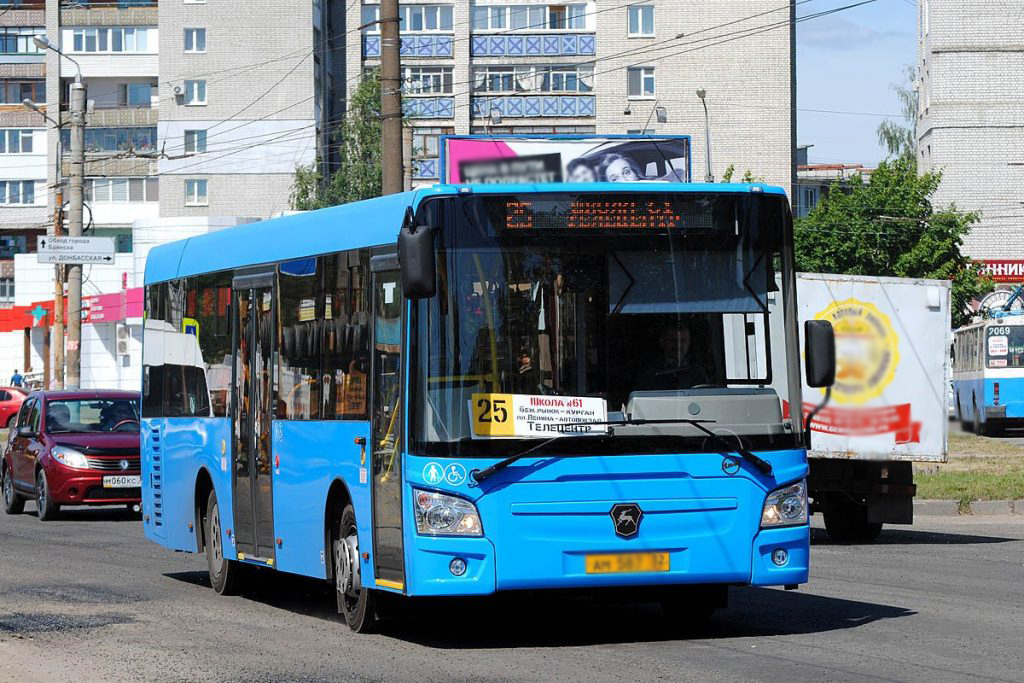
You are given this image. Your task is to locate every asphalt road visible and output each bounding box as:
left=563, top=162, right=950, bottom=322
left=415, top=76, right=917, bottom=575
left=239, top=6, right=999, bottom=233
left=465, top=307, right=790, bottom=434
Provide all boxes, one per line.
left=1, top=505, right=1022, bottom=683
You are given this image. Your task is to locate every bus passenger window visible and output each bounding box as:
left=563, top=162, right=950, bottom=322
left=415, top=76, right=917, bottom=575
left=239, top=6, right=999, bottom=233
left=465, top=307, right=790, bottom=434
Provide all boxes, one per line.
left=323, top=249, right=370, bottom=420
left=277, top=257, right=323, bottom=420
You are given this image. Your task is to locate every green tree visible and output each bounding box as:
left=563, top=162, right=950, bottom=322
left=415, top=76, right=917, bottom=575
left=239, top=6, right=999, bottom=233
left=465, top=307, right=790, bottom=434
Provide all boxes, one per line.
left=291, top=70, right=384, bottom=210
left=795, top=157, right=989, bottom=328
left=876, top=65, right=917, bottom=162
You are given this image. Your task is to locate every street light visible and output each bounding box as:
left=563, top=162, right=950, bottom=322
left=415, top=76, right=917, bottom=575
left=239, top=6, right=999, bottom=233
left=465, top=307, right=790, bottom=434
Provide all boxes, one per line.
left=696, top=88, right=713, bottom=183
left=33, top=34, right=82, bottom=83
left=22, top=99, right=61, bottom=128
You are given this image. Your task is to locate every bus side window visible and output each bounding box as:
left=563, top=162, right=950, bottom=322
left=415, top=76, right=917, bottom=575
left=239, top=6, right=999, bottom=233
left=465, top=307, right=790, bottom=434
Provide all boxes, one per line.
left=323, top=248, right=370, bottom=420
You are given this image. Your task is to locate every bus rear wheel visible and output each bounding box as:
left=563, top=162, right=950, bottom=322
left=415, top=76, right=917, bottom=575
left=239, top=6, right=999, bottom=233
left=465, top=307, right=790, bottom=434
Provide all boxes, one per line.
left=205, top=490, right=243, bottom=595
left=332, top=503, right=378, bottom=633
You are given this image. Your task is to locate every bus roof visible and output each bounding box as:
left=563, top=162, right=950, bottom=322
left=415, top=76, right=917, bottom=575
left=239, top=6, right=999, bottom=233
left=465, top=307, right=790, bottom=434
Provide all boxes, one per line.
left=144, top=182, right=786, bottom=284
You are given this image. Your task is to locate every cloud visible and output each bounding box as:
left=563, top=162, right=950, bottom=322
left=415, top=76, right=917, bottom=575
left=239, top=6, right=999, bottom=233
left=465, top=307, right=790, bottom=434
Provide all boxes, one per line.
left=798, top=16, right=911, bottom=50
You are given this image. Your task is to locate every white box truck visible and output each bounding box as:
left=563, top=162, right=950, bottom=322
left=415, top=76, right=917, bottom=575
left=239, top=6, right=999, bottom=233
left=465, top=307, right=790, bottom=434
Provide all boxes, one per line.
left=795, top=273, right=950, bottom=541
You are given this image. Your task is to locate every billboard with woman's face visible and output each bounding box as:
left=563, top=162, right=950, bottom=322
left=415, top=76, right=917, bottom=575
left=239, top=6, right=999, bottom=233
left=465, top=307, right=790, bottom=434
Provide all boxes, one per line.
left=442, top=135, right=691, bottom=185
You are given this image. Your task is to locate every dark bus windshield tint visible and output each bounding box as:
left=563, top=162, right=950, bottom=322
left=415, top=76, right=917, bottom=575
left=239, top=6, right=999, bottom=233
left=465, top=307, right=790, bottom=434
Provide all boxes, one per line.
left=411, top=192, right=799, bottom=457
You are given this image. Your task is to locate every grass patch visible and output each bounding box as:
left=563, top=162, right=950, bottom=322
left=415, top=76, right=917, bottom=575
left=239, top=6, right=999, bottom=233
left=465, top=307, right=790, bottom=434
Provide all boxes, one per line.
left=916, top=429, right=1024, bottom=500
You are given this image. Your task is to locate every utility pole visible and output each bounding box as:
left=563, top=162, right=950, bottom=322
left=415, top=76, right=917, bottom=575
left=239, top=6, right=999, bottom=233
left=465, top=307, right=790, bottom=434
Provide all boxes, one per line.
left=66, top=80, right=86, bottom=389
left=52, top=186, right=64, bottom=390
left=379, top=0, right=403, bottom=195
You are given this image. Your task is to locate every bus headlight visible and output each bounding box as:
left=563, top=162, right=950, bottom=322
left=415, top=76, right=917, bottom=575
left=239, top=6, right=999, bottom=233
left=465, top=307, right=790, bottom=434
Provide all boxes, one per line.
left=761, top=479, right=808, bottom=528
left=413, top=489, right=483, bottom=536
left=51, top=445, right=89, bottom=470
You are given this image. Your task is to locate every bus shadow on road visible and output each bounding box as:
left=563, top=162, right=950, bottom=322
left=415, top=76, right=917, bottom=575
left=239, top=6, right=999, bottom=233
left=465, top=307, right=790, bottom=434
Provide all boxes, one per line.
left=164, top=570, right=914, bottom=648
left=810, top=527, right=1018, bottom=547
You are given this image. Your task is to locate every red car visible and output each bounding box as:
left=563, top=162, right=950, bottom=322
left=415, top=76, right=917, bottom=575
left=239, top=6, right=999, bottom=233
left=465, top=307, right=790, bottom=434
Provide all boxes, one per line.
left=2, top=390, right=141, bottom=520
left=0, top=386, right=27, bottom=429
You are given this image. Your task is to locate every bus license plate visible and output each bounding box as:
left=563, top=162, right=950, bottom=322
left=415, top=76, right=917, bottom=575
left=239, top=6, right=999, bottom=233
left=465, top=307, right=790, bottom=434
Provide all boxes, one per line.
left=585, top=552, right=670, bottom=574
left=103, top=475, right=141, bottom=488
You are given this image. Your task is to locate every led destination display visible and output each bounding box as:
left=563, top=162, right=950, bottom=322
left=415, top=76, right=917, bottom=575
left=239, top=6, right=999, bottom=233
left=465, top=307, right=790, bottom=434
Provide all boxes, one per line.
left=486, top=194, right=717, bottom=232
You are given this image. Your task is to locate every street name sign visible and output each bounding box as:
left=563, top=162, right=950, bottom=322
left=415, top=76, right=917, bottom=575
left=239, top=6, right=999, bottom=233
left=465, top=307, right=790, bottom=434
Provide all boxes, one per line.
left=37, top=236, right=116, bottom=264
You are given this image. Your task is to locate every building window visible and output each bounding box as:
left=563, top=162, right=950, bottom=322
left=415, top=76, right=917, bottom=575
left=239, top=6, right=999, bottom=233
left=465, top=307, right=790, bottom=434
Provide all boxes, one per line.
left=362, top=5, right=454, bottom=33
left=70, top=27, right=154, bottom=54
left=403, top=66, right=453, bottom=95
left=184, top=129, right=207, bottom=154
left=184, top=28, right=206, bottom=53
left=412, top=126, right=454, bottom=159
left=117, top=82, right=153, bottom=108
left=628, top=6, right=654, bottom=36
left=0, top=129, right=35, bottom=154
left=473, top=65, right=593, bottom=93
left=184, top=80, right=206, bottom=105
left=0, top=181, right=36, bottom=205
left=0, top=277, right=14, bottom=304
left=86, top=178, right=159, bottom=203
left=61, top=126, right=157, bottom=153
left=470, top=125, right=596, bottom=134
left=0, top=27, right=45, bottom=55
left=0, top=80, right=44, bottom=104
left=0, top=235, right=28, bottom=259
left=627, top=66, right=655, bottom=98
left=473, top=4, right=587, bottom=31
left=185, top=179, right=208, bottom=206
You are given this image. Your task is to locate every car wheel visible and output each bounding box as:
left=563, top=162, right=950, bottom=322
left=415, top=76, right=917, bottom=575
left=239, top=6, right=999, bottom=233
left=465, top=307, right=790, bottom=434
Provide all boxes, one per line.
left=333, top=503, right=378, bottom=633
left=36, top=469, right=60, bottom=521
left=2, top=463, right=24, bottom=515
left=205, top=490, right=243, bottom=595
left=5, top=414, right=15, bottom=429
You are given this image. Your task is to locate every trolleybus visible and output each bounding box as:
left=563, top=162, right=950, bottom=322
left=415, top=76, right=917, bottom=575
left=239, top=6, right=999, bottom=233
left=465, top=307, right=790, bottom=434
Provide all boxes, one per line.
left=952, top=312, right=1024, bottom=435
left=141, top=182, right=834, bottom=632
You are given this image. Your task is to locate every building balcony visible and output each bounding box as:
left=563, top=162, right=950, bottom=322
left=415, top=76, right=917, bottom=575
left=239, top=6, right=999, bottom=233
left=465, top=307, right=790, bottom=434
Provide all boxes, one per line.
left=471, top=95, right=595, bottom=118
left=363, top=34, right=453, bottom=59
left=413, top=158, right=438, bottom=180
left=403, top=97, right=454, bottom=119
left=60, top=0, right=157, bottom=7
left=471, top=33, right=595, bottom=58
left=61, top=2, right=158, bottom=27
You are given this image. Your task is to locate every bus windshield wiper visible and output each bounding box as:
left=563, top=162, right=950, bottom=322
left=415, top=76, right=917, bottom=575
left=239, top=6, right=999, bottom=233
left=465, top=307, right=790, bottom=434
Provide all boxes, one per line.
left=470, top=418, right=771, bottom=483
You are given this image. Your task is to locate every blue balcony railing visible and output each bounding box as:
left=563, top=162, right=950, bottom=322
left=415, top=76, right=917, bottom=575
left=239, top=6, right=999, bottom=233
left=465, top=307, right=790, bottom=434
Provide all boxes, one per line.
left=413, top=158, right=438, bottom=179
left=471, top=33, right=595, bottom=57
left=403, top=97, right=454, bottom=119
left=471, top=95, right=596, bottom=118
left=363, top=34, right=453, bottom=59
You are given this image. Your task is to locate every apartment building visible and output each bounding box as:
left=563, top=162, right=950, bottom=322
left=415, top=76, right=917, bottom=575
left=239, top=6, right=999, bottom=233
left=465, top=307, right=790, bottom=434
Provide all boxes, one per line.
left=347, top=0, right=795, bottom=193
left=1, top=0, right=47, bottom=309
left=917, top=0, right=1024, bottom=261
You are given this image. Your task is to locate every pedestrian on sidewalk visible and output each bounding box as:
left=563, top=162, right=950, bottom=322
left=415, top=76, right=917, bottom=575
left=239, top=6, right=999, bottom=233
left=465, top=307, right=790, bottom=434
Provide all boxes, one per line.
left=10, top=369, right=23, bottom=387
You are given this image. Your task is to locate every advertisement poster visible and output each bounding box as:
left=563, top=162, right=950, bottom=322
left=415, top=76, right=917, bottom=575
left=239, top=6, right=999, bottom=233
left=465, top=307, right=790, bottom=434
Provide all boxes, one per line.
left=442, top=135, right=690, bottom=185
left=791, top=273, right=950, bottom=461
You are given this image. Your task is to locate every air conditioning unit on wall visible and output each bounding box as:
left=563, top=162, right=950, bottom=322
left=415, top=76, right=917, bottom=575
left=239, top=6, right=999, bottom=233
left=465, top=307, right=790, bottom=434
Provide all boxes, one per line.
left=116, top=324, right=130, bottom=356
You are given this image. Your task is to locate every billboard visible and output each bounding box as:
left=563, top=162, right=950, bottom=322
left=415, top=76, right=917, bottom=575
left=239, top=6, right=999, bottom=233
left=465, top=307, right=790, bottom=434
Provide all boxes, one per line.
left=793, top=273, right=950, bottom=462
left=441, top=135, right=691, bottom=185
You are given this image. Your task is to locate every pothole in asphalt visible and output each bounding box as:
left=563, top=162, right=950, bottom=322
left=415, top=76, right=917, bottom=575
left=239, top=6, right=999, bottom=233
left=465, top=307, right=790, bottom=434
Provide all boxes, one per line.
left=0, top=612, right=134, bottom=635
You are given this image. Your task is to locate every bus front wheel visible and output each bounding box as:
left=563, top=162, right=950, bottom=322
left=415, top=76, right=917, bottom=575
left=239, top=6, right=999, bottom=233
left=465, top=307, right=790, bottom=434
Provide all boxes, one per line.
left=205, top=490, right=243, bottom=595
left=332, top=503, right=378, bottom=633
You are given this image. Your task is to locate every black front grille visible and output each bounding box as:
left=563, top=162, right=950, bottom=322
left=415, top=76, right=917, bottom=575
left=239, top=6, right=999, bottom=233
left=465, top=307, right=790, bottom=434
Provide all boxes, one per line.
left=85, top=456, right=140, bottom=472
left=83, top=486, right=141, bottom=501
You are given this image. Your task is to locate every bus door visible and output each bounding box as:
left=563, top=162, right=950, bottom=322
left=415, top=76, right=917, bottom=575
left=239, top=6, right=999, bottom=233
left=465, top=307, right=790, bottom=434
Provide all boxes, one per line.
left=231, top=271, right=276, bottom=562
left=369, top=255, right=405, bottom=587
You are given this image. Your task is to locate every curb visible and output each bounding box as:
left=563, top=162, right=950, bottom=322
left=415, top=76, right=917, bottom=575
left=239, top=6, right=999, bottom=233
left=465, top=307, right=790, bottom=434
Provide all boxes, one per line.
left=915, top=499, right=1021, bottom=516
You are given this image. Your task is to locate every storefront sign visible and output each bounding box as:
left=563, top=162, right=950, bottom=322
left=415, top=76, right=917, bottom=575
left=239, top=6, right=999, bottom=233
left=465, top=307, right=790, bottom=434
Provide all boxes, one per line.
left=979, top=260, right=1024, bottom=283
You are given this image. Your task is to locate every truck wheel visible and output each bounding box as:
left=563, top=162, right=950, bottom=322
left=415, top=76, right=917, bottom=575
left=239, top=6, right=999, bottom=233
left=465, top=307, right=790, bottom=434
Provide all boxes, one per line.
left=823, top=504, right=882, bottom=543
left=205, top=490, right=243, bottom=595
left=332, top=503, right=378, bottom=633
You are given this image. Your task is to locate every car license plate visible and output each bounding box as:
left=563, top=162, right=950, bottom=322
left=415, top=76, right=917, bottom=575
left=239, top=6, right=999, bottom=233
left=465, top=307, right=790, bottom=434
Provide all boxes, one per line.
left=103, top=475, right=141, bottom=488
left=585, top=551, right=670, bottom=574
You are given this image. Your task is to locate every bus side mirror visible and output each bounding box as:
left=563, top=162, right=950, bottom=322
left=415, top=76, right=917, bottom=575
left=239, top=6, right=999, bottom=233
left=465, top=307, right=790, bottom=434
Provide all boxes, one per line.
left=804, top=320, right=836, bottom=388
left=398, top=224, right=436, bottom=299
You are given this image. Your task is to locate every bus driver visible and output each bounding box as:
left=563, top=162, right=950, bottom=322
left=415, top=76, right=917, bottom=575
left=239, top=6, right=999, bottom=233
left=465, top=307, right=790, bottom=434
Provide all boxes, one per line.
left=638, top=323, right=710, bottom=390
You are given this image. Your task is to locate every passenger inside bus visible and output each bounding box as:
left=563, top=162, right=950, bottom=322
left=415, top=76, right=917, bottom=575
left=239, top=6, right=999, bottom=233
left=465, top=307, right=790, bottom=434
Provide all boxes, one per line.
left=636, top=323, right=711, bottom=390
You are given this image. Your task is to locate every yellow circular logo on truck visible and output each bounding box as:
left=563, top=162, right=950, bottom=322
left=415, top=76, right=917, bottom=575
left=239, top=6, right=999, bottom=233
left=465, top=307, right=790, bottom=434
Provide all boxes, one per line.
left=815, top=298, right=899, bottom=405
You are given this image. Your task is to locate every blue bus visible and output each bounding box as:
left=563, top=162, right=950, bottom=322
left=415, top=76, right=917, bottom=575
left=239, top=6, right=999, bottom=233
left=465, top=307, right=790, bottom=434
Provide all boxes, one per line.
left=141, top=183, right=834, bottom=632
left=952, top=314, right=1024, bottom=436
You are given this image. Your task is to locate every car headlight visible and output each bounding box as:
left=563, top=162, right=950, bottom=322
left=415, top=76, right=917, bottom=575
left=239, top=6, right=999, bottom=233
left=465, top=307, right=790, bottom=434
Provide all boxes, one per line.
left=51, top=445, right=89, bottom=470
left=413, top=488, right=482, bottom=536
left=761, top=479, right=808, bottom=528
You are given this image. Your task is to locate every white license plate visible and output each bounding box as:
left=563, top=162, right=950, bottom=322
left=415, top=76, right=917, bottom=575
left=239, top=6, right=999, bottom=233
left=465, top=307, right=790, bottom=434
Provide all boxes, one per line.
left=103, top=475, right=141, bottom=488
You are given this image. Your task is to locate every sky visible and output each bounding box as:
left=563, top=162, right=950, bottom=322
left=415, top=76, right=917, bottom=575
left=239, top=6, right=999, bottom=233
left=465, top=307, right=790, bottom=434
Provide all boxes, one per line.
left=796, top=0, right=918, bottom=167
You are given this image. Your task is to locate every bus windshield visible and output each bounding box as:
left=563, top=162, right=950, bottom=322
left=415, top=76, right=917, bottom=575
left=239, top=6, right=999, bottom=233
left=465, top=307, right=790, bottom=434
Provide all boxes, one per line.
left=986, top=323, right=1024, bottom=368
left=411, top=192, right=801, bottom=457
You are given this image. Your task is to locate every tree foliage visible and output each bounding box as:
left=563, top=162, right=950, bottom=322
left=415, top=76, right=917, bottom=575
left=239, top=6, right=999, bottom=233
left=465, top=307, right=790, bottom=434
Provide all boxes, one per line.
left=876, top=65, right=917, bottom=162
left=291, top=71, right=383, bottom=210
left=795, top=158, right=989, bottom=328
